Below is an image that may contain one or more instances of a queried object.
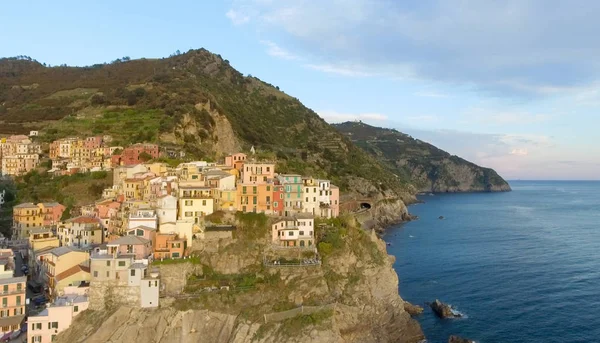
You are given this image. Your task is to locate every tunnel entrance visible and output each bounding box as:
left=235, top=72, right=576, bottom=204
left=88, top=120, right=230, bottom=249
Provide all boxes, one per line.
left=360, top=202, right=372, bottom=210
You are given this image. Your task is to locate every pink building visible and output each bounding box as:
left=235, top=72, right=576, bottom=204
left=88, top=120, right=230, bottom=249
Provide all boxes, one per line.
left=106, top=236, right=152, bottom=260
left=330, top=185, right=340, bottom=217
left=84, top=136, right=103, bottom=149
left=27, top=288, right=89, bottom=343
left=39, top=203, right=66, bottom=226
left=224, top=153, right=247, bottom=168
left=125, top=226, right=157, bottom=246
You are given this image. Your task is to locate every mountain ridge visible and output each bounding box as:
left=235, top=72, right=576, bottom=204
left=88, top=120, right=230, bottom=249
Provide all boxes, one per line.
left=333, top=121, right=511, bottom=193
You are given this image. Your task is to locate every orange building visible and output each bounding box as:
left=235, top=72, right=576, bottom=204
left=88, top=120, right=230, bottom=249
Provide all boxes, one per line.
left=153, top=233, right=186, bottom=259
left=236, top=182, right=274, bottom=214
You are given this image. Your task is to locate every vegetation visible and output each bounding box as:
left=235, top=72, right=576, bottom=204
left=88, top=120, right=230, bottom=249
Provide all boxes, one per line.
left=14, top=170, right=113, bottom=207
left=333, top=121, right=510, bottom=192
left=0, top=50, right=410, bottom=196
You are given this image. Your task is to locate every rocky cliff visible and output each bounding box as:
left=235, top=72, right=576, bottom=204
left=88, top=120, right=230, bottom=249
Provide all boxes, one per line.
left=56, top=216, right=424, bottom=343
left=333, top=122, right=511, bottom=193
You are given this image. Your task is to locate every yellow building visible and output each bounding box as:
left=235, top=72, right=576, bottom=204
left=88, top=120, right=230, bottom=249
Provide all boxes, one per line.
left=145, top=162, right=169, bottom=176
left=123, top=178, right=145, bottom=200
left=214, top=189, right=237, bottom=211
left=13, top=202, right=66, bottom=239
left=178, top=184, right=215, bottom=224
left=1, top=153, right=39, bottom=176
left=41, top=246, right=90, bottom=297
left=28, top=228, right=60, bottom=255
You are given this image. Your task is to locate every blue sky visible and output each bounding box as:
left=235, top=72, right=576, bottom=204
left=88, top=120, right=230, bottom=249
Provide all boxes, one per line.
left=2, top=0, right=599, bottom=180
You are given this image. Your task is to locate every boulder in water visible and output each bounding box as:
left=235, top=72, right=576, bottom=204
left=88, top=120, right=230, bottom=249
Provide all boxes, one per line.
left=448, top=335, right=475, bottom=343
left=430, top=299, right=462, bottom=319
left=439, top=216, right=445, bottom=220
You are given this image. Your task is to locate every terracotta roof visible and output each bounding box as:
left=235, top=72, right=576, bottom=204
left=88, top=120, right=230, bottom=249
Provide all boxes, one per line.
left=69, top=216, right=100, bottom=224
left=55, top=264, right=90, bottom=282
left=13, top=203, right=37, bottom=209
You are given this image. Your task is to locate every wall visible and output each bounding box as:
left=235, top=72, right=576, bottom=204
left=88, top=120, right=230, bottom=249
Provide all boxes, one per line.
left=88, top=281, right=141, bottom=310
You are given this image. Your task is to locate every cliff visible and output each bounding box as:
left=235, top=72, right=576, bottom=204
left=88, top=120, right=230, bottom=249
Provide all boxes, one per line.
left=333, top=122, right=511, bottom=193
left=55, top=216, right=424, bottom=343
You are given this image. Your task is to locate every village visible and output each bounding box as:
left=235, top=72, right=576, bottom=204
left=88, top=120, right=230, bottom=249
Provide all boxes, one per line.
left=0, top=133, right=341, bottom=343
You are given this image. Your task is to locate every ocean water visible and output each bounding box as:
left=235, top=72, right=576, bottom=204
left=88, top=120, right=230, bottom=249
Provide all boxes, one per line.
left=384, top=181, right=600, bottom=343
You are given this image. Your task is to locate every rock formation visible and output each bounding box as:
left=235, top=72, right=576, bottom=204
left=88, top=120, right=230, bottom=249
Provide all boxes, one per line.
left=448, top=335, right=475, bottom=343
left=430, top=299, right=462, bottom=319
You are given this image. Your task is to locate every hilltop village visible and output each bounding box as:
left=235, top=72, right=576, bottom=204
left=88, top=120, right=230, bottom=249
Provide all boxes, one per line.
left=0, top=133, right=342, bottom=342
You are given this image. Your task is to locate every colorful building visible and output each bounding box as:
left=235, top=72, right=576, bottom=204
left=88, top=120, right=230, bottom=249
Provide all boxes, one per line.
left=270, top=214, right=315, bottom=248
left=178, top=184, right=215, bottom=223
left=111, top=143, right=160, bottom=166
left=241, top=162, right=275, bottom=184
left=40, top=247, right=90, bottom=298
left=153, top=233, right=186, bottom=260
left=27, top=287, right=89, bottom=343
left=58, top=217, right=104, bottom=248
left=277, top=174, right=303, bottom=217
left=12, top=202, right=66, bottom=239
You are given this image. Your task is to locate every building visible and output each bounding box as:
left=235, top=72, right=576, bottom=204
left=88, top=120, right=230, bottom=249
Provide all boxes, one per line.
left=125, top=226, right=156, bottom=246
left=178, top=184, right=215, bottom=223
left=159, top=221, right=195, bottom=248
left=277, top=174, right=303, bottom=217
left=241, top=162, right=275, bottom=184
left=272, top=185, right=285, bottom=216
left=12, top=202, right=66, bottom=239
left=153, top=233, right=186, bottom=260
left=271, top=214, right=315, bottom=248
left=111, top=143, right=160, bottom=166
left=89, top=247, right=160, bottom=309
left=28, top=228, right=60, bottom=266
left=41, top=247, right=90, bottom=297
left=236, top=182, right=274, bottom=214
left=0, top=275, right=26, bottom=336
left=302, top=177, right=320, bottom=216
left=106, top=236, right=152, bottom=260
left=27, top=287, right=89, bottom=343
left=156, top=195, right=177, bottom=224
left=1, top=153, right=39, bottom=176
left=127, top=209, right=158, bottom=231
left=224, top=153, right=247, bottom=168
left=58, top=217, right=104, bottom=248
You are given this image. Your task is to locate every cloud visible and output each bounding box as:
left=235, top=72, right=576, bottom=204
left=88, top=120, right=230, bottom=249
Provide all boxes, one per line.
left=318, top=110, right=388, bottom=123
left=226, top=9, right=250, bottom=25
left=304, top=64, right=376, bottom=77
left=464, top=107, right=553, bottom=125
left=510, top=148, right=529, bottom=156
left=227, top=0, right=600, bottom=97
left=260, top=40, right=300, bottom=60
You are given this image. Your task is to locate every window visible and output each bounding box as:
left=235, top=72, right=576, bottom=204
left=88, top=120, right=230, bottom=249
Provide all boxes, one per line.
left=33, top=335, right=42, bottom=343
left=16, top=296, right=21, bottom=306
left=242, top=186, right=247, bottom=194
left=2, top=298, right=6, bottom=307
left=93, top=271, right=98, bottom=277
left=185, top=200, right=192, bottom=206
left=185, top=211, right=193, bottom=217
left=288, top=231, right=293, bottom=236
left=299, top=231, right=304, bottom=235
left=252, top=197, right=257, bottom=205
left=274, top=202, right=278, bottom=207
left=280, top=194, right=283, bottom=199
left=106, top=271, right=110, bottom=278
left=106, top=261, right=111, bottom=266
left=49, top=322, right=58, bottom=329
left=130, top=269, right=136, bottom=277
left=309, top=231, right=313, bottom=236
left=2, top=285, right=7, bottom=294
left=202, top=200, right=206, bottom=206
left=253, top=186, right=257, bottom=194
left=35, top=323, right=42, bottom=330
left=267, top=186, right=271, bottom=191
left=74, top=305, right=79, bottom=312
left=118, top=261, right=126, bottom=267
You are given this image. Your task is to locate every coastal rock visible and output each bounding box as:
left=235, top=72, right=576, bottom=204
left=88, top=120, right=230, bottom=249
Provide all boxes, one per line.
left=430, top=299, right=462, bottom=319
left=448, top=335, right=475, bottom=343
left=438, top=216, right=444, bottom=220
left=403, top=302, right=424, bottom=316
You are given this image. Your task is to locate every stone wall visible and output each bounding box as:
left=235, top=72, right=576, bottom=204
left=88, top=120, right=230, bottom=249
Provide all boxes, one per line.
left=157, top=263, right=204, bottom=295
left=89, top=281, right=141, bottom=310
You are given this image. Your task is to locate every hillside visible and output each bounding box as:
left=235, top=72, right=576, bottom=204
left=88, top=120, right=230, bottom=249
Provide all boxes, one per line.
left=333, top=122, right=511, bottom=193
left=55, top=215, right=424, bottom=343
left=0, top=53, right=410, bottom=199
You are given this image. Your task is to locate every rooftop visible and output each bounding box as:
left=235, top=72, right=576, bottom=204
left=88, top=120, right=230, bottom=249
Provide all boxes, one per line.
left=51, top=246, right=79, bottom=257
left=0, top=276, right=26, bottom=286
left=108, top=235, right=150, bottom=246
left=13, top=203, right=37, bottom=209
left=69, top=216, right=100, bottom=224
left=55, top=265, right=90, bottom=282
left=128, top=225, right=157, bottom=232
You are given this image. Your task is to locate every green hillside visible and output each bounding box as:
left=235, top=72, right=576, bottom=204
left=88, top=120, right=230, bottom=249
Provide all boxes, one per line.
left=0, top=52, right=409, bottom=196
left=333, top=122, right=511, bottom=192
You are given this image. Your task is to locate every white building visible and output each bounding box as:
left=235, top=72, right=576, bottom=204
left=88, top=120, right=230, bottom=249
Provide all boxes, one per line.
left=128, top=209, right=158, bottom=230
left=270, top=214, right=315, bottom=248
left=156, top=195, right=177, bottom=224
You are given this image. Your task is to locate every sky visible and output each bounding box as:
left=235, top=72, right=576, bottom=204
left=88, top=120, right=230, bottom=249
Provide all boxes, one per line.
left=1, top=0, right=599, bottom=180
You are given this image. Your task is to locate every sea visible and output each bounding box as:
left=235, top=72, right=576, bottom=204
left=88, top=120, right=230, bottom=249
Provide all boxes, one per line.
left=384, top=181, right=600, bottom=343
